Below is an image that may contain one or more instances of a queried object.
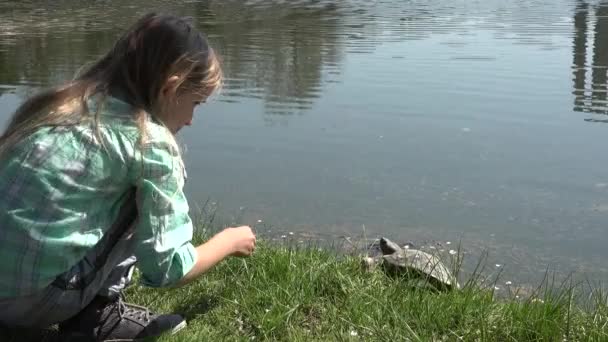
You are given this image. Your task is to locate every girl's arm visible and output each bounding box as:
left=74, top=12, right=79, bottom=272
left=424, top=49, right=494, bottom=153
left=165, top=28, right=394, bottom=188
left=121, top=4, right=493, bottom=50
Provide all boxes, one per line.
left=132, top=133, right=256, bottom=288
left=176, top=226, right=256, bottom=286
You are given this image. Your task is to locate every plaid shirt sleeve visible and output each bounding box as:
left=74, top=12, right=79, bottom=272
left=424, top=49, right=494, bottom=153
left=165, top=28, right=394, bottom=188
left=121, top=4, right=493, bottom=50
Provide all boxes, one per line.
left=132, top=128, right=197, bottom=287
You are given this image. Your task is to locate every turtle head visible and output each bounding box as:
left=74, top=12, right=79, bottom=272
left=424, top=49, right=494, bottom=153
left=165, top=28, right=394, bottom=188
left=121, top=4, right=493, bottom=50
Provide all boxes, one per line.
left=379, top=237, right=403, bottom=255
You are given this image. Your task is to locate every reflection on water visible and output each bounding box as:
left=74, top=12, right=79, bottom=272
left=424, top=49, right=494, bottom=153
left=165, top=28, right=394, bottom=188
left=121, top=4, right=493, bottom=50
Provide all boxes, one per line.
left=572, top=0, right=608, bottom=119
left=199, top=1, right=344, bottom=117
left=3, top=0, right=602, bottom=117
left=2, top=0, right=608, bottom=283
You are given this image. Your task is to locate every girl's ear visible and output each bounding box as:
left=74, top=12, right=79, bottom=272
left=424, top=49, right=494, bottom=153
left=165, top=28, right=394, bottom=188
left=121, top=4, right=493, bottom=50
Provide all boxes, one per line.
left=160, top=75, right=181, bottom=99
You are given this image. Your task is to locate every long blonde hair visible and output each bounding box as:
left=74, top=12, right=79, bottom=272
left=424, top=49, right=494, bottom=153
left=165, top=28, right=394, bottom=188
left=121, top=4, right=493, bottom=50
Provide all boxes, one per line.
left=0, top=13, right=222, bottom=156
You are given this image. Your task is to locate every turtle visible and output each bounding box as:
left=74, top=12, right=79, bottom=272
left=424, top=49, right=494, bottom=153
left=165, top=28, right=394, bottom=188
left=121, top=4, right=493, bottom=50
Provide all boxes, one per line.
left=362, top=237, right=460, bottom=291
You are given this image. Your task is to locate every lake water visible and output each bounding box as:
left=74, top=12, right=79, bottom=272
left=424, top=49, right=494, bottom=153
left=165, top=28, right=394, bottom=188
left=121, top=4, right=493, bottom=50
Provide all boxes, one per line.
left=1, top=0, right=607, bottom=283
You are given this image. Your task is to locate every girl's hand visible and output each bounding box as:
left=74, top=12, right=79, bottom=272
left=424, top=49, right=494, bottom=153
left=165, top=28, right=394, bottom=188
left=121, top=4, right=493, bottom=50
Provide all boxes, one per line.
left=220, top=226, right=256, bottom=257
left=177, top=225, right=256, bottom=286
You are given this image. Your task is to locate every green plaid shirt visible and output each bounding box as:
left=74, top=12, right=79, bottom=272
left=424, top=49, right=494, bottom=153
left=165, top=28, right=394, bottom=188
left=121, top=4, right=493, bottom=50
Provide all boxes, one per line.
left=0, top=96, right=197, bottom=297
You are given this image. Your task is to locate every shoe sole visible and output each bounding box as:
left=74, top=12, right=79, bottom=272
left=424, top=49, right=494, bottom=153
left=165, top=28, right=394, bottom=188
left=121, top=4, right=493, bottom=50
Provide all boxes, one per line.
left=98, top=321, right=188, bottom=342
left=169, top=320, right=188, bottom=335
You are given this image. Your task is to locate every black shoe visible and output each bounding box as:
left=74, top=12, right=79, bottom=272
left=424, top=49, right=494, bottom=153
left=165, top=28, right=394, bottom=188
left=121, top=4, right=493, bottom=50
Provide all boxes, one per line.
left=59, top=295, right=186, bottom=341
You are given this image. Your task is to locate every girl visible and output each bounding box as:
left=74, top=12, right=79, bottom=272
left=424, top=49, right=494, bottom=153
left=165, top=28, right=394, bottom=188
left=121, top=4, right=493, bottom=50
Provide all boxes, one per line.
left=0, top=13, right=256, bottom=341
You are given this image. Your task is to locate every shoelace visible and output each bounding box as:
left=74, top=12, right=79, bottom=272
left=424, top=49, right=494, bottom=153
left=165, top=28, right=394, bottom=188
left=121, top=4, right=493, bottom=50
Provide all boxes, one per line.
left=116, top=296, right=152, bottom=323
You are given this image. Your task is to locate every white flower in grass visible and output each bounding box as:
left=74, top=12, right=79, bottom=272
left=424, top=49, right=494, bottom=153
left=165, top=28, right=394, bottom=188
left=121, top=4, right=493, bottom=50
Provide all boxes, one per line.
left=350, top=330, right=358, bottom=337
left=281, top=235, right=287, bottom=239
left=446, top=241, right=452, bottom=245
left=257, top=219, right=263, bottom=223
left=495, top=264, right=501, bottom=268
left=494, top=286, right=500, bottom=291
left=289, top=232, right=294, bottom=235
left=505, top=281, right=512, bottom=286
left=449, top=250, right=457, bottom=255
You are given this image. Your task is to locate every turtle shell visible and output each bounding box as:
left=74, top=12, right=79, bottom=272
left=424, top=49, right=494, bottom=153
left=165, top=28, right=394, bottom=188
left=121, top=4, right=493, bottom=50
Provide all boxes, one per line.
left=380, top=237, right=460, bottom=290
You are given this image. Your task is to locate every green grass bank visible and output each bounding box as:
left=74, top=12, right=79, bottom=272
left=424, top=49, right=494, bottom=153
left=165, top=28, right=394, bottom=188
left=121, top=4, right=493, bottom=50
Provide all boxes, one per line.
left=127, top=230, right=608, bottom=341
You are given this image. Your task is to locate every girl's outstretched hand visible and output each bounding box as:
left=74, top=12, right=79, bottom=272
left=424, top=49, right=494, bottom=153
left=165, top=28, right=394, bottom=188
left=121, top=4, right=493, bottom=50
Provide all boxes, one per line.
left=177, top=225, right=257, bottom=286
left=220, top=225, right=256, bottom=257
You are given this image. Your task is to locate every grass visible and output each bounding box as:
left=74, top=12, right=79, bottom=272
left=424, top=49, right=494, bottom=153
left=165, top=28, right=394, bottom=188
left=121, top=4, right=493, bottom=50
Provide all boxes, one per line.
left=126, top=229, right=608, bottom=341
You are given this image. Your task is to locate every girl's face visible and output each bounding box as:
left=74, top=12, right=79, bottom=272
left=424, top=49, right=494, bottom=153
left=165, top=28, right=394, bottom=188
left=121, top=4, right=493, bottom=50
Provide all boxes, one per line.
left=162, top=91, right=206, bottom=134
